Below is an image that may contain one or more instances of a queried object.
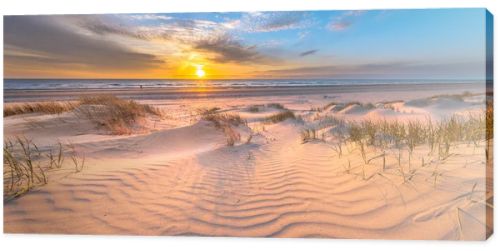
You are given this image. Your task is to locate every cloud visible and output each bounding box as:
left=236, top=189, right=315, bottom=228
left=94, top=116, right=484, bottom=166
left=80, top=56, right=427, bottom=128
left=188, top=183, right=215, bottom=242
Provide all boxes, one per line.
left=329, top=21, right=351, bottom=31
left=345, top=10, right=367, bottom=17
left=77, top=16, right=226, bottom=42
left=299, top=49, right=318, bottom=57
left=327, top=10, right=366, bottom=31
left=192, top=34, right=271, bottom=64
left=242, top=12, right=312, bottom=32
left=298, top=31, right=310, bottom=40
left=4, top=15, right=164, bottom=75
left=70, top=15, right=277, bottom=65
left=125, top=14, right=173, bottom=21
left=78, top=16, right=149, bottom=40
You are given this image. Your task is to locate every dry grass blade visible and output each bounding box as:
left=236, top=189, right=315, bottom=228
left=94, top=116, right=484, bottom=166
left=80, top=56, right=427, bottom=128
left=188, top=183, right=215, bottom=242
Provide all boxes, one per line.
left=266, top=103, right=285, bottom=109
left=76, top=95, right=163, bottom=135
left=3, top=137, right=63, bottom=200
left=301, top=128, right=317, bottom=143
left=3, top=137, right=87, bottom=201
left=4, top=101, right=78, bottom=117
left=265, top=110, right=295, bottom=124
left=68, top=143, right=85, bottom=173
left=199, top=108, right=246, bottom=146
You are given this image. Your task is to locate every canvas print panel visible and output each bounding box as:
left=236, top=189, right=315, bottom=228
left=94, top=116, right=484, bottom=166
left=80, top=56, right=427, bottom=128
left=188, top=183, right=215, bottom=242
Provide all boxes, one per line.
left=3, top=9, right=493, bottom=240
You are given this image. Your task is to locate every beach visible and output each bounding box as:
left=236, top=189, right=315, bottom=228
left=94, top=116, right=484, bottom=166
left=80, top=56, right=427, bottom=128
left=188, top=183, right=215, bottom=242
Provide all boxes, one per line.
left=3, top=82, right=493, bottom=240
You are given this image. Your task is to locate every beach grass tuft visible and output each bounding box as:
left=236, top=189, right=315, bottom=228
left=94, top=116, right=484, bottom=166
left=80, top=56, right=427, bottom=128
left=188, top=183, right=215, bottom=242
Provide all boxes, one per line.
left=309, top=109, right=490, bottom=183
left=3, top=137, right=85, bottom=201
left=265, top=110, right=295, bottom=123
left=4, top=101, right=79, bottom=117
left=267, top=103, right=285, bottom=110
left=248, top=105, right=261, bottom=113
left=77, top=95, right=162, bottom=135
left=301, top=128, right=317, bottom=143
left=199, top=107, right=246, bottom=146
left=5, top=95, right=164, bottom=135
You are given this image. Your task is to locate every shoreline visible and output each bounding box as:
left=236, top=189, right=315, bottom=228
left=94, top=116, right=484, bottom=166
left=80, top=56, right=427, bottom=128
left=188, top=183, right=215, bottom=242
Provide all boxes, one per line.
left=3, top=82, right=484, bottom=102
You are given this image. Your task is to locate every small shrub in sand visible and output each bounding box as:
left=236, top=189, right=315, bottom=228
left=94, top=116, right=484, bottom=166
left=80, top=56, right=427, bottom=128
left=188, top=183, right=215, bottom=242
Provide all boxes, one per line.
left=4, top=95, right=164, bottom=135
left=197, top=107, right=221, bottom=116
left=248, top=105, right=261, bottom=113
left=267, top=103, right=285, bottom=109
left=68, top=143, right=85, bottom=173
left=199, top=108, right=246, bottom=146
left=314, top=111, right=489, bottom=180
left=3, top=137, right=46, bottom=198
left=77, top=95, right=162, bottom=135
left=363, top=103, right=376, bottom=109
left=343, top=114, right=487, bottom=152
left=430, top=91, right=476, bottom=101
left=265, top=110, right=295, bottom=123
left=3, top=137, right=84, bottom=201
left=301, top=129, right=317, bottom=143
left=4, top=101, right=78, bottom=117
left=223, top=126, right=241, bottom=146
left=201, top=112, right=246, bottom=128
left=344, top=101, right=375, bottom=110
left=348, top=124, right=367, bottom=164
left=486, top=100, right=493, bottom=140
left=485, top=100, right=493, bottom=162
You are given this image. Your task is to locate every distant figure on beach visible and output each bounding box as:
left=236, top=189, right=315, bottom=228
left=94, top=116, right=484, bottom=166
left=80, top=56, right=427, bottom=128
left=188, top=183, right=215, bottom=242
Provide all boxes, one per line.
left=140, top=85, right=143, bottom=89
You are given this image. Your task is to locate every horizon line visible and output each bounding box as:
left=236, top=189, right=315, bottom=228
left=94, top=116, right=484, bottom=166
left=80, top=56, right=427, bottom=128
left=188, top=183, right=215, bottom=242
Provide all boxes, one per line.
left=3, top=78, right=488, bottom=81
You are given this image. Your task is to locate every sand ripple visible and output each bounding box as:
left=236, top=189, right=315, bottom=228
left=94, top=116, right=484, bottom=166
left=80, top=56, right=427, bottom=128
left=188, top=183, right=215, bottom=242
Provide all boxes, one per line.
left=4, top=115, right=490, bottom=240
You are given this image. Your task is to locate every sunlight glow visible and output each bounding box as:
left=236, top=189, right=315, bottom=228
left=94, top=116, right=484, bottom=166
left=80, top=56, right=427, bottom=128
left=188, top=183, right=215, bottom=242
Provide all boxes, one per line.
left=195, top=65, right=205, bottom=78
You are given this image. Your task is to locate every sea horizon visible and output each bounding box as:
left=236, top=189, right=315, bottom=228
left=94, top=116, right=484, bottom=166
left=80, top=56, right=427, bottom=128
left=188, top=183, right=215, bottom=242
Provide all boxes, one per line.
left=3, top=78, right=486, bottom=90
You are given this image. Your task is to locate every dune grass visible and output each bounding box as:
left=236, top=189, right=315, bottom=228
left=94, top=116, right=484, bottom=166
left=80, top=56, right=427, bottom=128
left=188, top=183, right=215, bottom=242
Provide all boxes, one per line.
left=199, top=108, right=246, bottom=146
left=4, top=95, right=164, bottom=135
left=79, top=95, right=162, bottom=117
left=200, top=109, right=246, bottom=128
left=306, top=110, right=489, bottom=184
left=317, top=101, right=376, bottom=113
left=3, top=137, right=46, bottom=199
left=301, top=129, right=317, bottom=143
left=430, top=91, right=476, bottom=101
left=339, top=114, right=487, bottom=152
left=485, top=100, right=493, bottom=163
left=265, top=110, right=295, bottom=123
left=197, top=107, right=220, bottom=115
left=4, top=101, right=79, bottom=117
left=267, top=103, right=285, bottom=109
left=486, top=100, right=493, bottom=140
left=76, top=95, right=163, bottom=135
left=3, top=137, right=85, bottom=201
left=247, top=105, right=261, bottom=113
left=344, top=102, right=376, bottom=109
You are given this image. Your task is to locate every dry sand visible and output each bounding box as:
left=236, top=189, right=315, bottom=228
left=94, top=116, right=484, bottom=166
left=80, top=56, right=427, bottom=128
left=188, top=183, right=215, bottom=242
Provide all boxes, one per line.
left=3, top=83, right=493, bottom=240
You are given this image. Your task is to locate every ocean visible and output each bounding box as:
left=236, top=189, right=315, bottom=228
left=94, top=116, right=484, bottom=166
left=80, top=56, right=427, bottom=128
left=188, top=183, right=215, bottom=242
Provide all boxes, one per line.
left=3, top=79, right=483, bottom=90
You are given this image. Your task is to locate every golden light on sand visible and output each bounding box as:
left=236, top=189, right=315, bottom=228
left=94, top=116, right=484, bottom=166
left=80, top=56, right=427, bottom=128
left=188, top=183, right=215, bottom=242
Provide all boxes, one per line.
left=195, top=65, right=205, bottom=78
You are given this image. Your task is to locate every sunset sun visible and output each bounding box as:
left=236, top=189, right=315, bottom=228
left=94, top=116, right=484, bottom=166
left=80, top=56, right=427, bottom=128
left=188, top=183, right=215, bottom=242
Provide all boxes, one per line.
left=195, top=65, right=205, bottom=78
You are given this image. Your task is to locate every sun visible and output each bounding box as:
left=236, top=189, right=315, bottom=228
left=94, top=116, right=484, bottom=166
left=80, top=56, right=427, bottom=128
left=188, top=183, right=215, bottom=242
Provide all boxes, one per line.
left=195, top=65, right=205, bottom=78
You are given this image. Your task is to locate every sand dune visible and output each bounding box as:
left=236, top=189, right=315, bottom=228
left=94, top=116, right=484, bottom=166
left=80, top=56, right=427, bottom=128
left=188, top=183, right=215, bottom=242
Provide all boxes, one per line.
left=3, top=87, right=492, bottom=240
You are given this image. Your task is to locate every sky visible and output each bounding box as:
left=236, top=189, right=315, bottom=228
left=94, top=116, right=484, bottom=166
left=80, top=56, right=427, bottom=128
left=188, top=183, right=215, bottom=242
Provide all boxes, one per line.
left=3, top=9, right=491, bottom=79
